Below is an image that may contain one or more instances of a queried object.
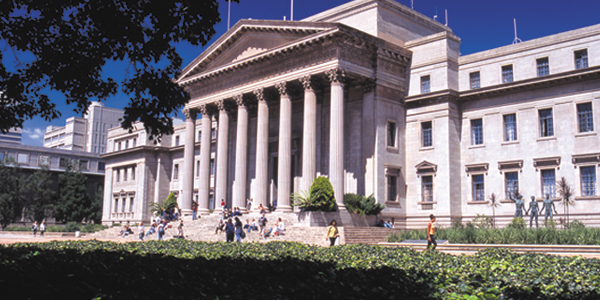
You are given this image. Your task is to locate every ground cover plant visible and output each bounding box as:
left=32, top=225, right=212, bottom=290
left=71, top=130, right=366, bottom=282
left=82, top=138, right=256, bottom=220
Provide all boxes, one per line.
left=389, top=218, right=600, bottom=245
left=1, top=240, right=599, bottom=299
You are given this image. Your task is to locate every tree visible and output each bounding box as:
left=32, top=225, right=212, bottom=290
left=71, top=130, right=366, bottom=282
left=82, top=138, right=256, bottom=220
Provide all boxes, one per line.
left=88, top=185, right=104, bottom=224
left=291, top=185, right=323, bottom=211
left=0, top=0, right=236, bottom=141
left=301, top=177, right=336, bottom=212
left=150, top=193, right=178, bottom=216
left=488, top=192, right=501, bottom=228
left=54, top=159, right=91, bottom=223
left=557, top=177, right=575, bottom=225
left=24, top=165, right=56, bottom=223
left=0, top=157, right=26, bottom=229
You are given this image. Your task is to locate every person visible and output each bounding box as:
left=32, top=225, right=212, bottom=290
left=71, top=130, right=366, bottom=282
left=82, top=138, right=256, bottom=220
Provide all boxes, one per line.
left=540, top=194, right=558, bottom=221
left=192, top=201, right=198, bottom=220
left=221, top=199, right=226, bottom=211
left=173, top=206, right=180, bottom=221
left=326, top=220, right=339, bottom=247
left=258, top=203, right=267, bottom=214
left=215, top=219, right=225, bottom=234
left=225, top=218, right=235, bottom=242
left=427, top=214, right=437, bottom=251
left=234, top=217, right=244, bottom=243
left=258, top=213, right=268, bottom=236
left=138, top=222, right=145, bottom=241
left=157, top=222, right=165, bottom=241
left=175, top=220, right=184, bottom=239
left=251, top=218, right=258, bottom=233
left=525, top=196, right=540, bottom=228
left=118, top=224, right=130, bottom=237
left=32, top=221, right=38, bottom=237
left=274, top=218, right=285, bottom=236
left=246, top=198, right=253, bottom=212
left=384, top=220, right=394, bottom=228
left=243, top=219, right=253, bottom=233
left=233, top=207, right=242, bottom=216
left=509, top=193, right=526, bottom=218
left=145, top=223, right=156, bottom=237
left=40, top=221, right=45, bottom=236
left=377, top=218, right=386, bottom=227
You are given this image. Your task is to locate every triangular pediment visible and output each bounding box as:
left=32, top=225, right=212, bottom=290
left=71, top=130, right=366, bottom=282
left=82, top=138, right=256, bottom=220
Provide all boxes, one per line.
left=177, top=20, right=337, bottom=83
left=415, top=160, right=437, bottom=174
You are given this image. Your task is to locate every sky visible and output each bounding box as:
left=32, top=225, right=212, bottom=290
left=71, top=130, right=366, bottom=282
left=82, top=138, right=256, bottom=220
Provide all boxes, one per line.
left=16, top=0, right=600, bottom=146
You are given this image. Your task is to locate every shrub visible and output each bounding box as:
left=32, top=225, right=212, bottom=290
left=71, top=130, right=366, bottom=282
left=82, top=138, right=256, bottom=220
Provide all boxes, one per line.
left=82, top=223, right=107, bottom=233
left=544, top=218, right=558, bottom=229
left=301, top=177, right=336, bottom=212
left=507, top=217, right=526, bottom=230
left=46, top=225, right=66, bottom=232
left=65, top=222, right=81, bottom=232
left=566, top=219, right=585, bottom=230
left=4, top=226, right=31, bottom=232
left=291, top=185, right=323, bottom=211
left=343, top=193, right=385, bottom=215
left=471, top=214, right=492, bottom=229
left=451, top=217, right=464, bottom=229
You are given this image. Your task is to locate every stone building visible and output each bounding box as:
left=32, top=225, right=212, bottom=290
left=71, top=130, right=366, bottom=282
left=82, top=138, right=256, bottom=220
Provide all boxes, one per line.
left=102, top=0, right=600, bottom=228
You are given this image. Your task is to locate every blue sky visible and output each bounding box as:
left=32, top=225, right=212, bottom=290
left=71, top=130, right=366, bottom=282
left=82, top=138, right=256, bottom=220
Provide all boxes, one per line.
left=17, top=0, right=600, bottom=146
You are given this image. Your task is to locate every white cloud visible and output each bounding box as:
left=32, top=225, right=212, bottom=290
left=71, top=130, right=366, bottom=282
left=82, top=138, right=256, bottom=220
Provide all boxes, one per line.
left=23, top=128, right=44, bottom=140
left=172, top=117, right=184, bottom=126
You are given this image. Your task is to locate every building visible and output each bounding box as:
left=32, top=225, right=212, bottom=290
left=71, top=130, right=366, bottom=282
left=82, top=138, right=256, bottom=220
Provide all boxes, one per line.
left=44, top=101, right=123, bottom=154
left=102, top=0, right=600, bottom=228
left=0, top=127, right=22, bottom=144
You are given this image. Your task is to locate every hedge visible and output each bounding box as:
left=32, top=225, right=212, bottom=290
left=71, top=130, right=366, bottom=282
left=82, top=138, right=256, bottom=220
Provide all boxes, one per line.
left=0, top=240, right=599, bottom=299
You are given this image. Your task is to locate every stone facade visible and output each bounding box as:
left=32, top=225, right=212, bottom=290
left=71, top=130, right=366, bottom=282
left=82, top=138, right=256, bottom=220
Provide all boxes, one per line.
left=102, top=0, right=600, bottom=228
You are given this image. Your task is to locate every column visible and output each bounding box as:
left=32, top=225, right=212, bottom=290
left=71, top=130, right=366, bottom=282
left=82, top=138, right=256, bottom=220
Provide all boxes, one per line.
left=254, top=88, right=269, bottom=209
left=362, top=78, right=376, bottom=196
left=327, top=67, right=346, bottom=209
left=197, top=104, right=212, bottom=215
left=276, top=82, right=293, bottom=212
left=102, top=167, right=113, bottom=223
left=181, top=108, right=197, bottom=215
left=215, top=100, right=229, bottom=211
left=300, top=75, right=317, bottom=191
left=233, top=94, right=249, bottom=212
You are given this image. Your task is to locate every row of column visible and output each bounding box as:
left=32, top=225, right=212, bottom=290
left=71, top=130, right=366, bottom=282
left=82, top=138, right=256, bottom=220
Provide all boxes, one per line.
left=182, top=68, right=347, bottom=214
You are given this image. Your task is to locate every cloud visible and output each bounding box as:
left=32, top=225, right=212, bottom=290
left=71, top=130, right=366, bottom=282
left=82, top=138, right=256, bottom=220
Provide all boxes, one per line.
left=23, top=128, right=44, bottom=140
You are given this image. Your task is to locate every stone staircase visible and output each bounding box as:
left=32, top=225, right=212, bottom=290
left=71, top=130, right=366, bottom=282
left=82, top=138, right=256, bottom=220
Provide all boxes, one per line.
left=343, top=227, right=405, bottom=245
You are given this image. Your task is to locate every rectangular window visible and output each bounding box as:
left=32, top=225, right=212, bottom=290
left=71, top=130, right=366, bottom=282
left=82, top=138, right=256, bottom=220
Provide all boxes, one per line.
left=210, top=159, right=215, bottom=176
left=114, top=198, right=119, bottom=213
left=505, top=172, right=519, bottom=199
left=421, top=75, right=431, bottom=93
left=174, top=164, right=179, bottom=180
left=175, top=136, right=180, bottom=146
left=387, top=175, right=397, bottom=201
left=133, top=138, right=137, bottom=147
left=472, top=174, right=485, bottom=201
left=537, top=57, right=549, bottom=77
left=539, top=108, right=554, bottom=137
left=129, top=197, right=134, bottom=213
left=541, top=169, right=556, bottom=198
left=581, top=166, right=596, bottom=196
left=125, top=140, right=129, bottom=149
left=471, top=119, right=483, bottom=145
left=17, top=153, right=28, bottom=164
left=118, top=142, right=122, bottom=151
left=124, top=168, right=128, bottom=181
left=211, top=128, right=216, bottom=139
left=59, top=158, right=68, bottom=168
left=80, top=160, right=88, bottom=171
left=387, top=121, right=396, bottom=147
left=502, top=65, right=513, bottom=83
left=470, top=72, right=481, bottom=89
left=503, top=114, right=517, bottom=141
left=575, top=49, right=588, bottom=69
left=122, top=197, right=126, bottom=212
left=577, top=102, right=594, bottom=133
left=115, top=168, right=120, bottom=182
left=131, top=166, right=135, bottom=180
left=98, top=162, right=105, bottom=172
left=421, top=121, right=432, bottom=147
left=421, top=175, right=433, bottom=202
left=39, top=155, right=50, bottom=166
left=198, top=131, right=202, bottom=141
left=196, top=160, right=200, bottom=177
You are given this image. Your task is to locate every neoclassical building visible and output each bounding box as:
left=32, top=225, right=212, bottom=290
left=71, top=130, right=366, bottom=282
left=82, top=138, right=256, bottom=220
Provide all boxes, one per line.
left=102, top=0, right=600, bottom=228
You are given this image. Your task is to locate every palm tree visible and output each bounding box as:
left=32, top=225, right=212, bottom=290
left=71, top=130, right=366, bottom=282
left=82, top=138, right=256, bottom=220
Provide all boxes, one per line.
left=488, top=193, right=501, bottom=228
left=149, top=193, right=178, bottom=216
left=291, top=185, right=323, bottom=211
left=556, top=177, right=575, bottom=226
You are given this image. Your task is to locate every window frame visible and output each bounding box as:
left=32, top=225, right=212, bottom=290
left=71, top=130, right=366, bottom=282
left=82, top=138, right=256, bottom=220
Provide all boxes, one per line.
left=39, top=155, right=50, bottom=166
left=386, top=120, right=397, bottom=148
left=17, top=153, right=29, bottom=165
left=536, top=57, right=549, bottom=77
left=472, top=174, right=485, bottom=201
left=575, top=49, right=589, bottom=70
left=505, top=171, right=519, bottom=200
left=470, top=71, right=481, bottom=89
left=539, top=108, right=554, bottom=137
left=580, top=165, right=597, bottom=197
left=173, top=163, right=179, bottom=180
left=503, top=113, right=518, bottom=142
left=420, top=75, right=431, bottom=94
left=470, top=118, right=484, bottom=146
left=502, top=64, right=513, bottom=83
left=541, top=169, right=557, bottom=198
left=421, top=121, right=433, bottom=148
left=421, top=175, right=434, bottom=203
left=577, top=102, right=594, bottom=133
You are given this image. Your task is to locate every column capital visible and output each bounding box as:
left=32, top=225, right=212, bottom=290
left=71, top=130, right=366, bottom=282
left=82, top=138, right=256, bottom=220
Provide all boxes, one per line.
left=326, top=67, right=346, bottom=84
left=216, top=99, right=230, bottom=113
left=234, top=94, right=246, bottom=107
left=362, top=78, right=377, bottom=93
left=182, top=107, right=198, bottom=120
left=199, top=104, right=212, bottom=116
left=299, top=75, right=314, bottom=90
left=254, top=88, right=267, bottom=104
left=275, top=82, right=288, bottom=96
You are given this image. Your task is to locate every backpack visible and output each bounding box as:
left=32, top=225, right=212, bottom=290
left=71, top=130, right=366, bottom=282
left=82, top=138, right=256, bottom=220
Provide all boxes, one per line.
left=259, top=217, right=267, bottom=227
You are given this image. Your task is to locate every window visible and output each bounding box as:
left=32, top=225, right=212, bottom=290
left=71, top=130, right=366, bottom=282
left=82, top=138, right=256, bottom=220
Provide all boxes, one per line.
left=539, top=108, right=554, bottom=137
left=17, top=153, right=28, bottom=164
left=541, top=169, right=556, bottom=198
left=122, top=197, right=126, bottom=212
left=503, top=114, right=517, bottom=141
left=59, top=158, right=69, bottom=168
left=420, top=75, right=431, bottom=93
left=131, top=166, right=135, bottom=180
left=505, top=172, right=519, bottom=199
left=581, top=166, right=596, bottom=196
left=175, top=136, right=180, bottom=146
left=387, top=175, right=397, bottom=201
left=577, top=103, right=594, bottom=133
left=471, top=119, right=483, bottom=145
left=118, top=142, right=122, bottom=151
left=196, top=160, right=200, bottom=177
left=422, top=175, right=433, bottom=202
left=98, top=162, right=105, bottom=172
left=115, top=168, right=120, bottom=182
left=124, top=168, right=128, bottom=181
left=211, top=128, right=216, bottom=139
left=174, top=164, right=179, bottom=180
left=387, top=121, right=396, bottom=147
left=39, top=155, right=50, bottom=166
left=80, top=160, right=88, bottom=171
left=129, top=197, right=134, bottom=213
left=537, top=57, right=549, bottom=77
left=472, top=174, right=485, bottom=201
left=125, top=140, right=129, bottom=149
left=198, top=131, right=202, bottom=141
left=502, top=65, right=513, bottom=83
left=575, top=49, right=588, bottom=69
left=470, top=72, right=480, bottom=89
left=114, top=198, right=119, bottom=213
left=210, top=159, right=215, bottom=176
left=133, top=138, right=137, bottom=147
left=421, top=121, right=432, bottom=147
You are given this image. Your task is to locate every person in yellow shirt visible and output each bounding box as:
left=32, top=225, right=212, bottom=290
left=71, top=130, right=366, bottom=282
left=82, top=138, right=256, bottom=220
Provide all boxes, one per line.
left=427, top=214, right=437, bottom=251
left=326, top=220, right=339, bottom=247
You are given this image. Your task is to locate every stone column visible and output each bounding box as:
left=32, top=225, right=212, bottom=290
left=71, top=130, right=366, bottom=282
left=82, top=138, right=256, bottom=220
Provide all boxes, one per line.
left=300, top=75, right=317, bottom=192
left=233, top=94, right=249, bottom=212
left=102, top=167, right=113, bottom=223
left=197, top=104, right=212, bottom=215
left=276, top=82, right=293, bottom=212
left=362, top=78, right=376, bottom=196
left=181, top=108, right=197, bottom=215
left=327, top=67, right=346, bottom=209
left=215, top=100, right=230, bottom=211
left=254, top=88, right=269, bottom=210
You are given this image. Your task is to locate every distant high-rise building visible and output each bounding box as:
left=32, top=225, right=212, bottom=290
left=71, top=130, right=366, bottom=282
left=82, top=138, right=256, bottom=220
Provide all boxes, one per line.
left=0, top=128, right=22, bottom=144
left=43, top=102, right=123, bottom=154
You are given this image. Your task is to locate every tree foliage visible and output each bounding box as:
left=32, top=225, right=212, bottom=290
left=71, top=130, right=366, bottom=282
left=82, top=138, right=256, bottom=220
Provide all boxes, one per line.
left=24, top=165, right=56, bottom=223
left=0, top=0, right=234, bottom=141
left=343, top=193, right=385, bottom=215
left=302, top=177, right=336, bottom=212
left=0, top=157, right=26, bottom=229
left=291, top=185, right=323, bottom=211
left=150, top=192, right=178, bottom=216
left=54, top=159, right=92, bottom=223
left=557, top=177, right=576, bottom=225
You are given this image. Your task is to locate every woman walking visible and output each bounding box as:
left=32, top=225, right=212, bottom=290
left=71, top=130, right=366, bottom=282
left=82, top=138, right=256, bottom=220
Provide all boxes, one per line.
left=427, top=214, right=437, bottom=251
left=234, top=217, right=243, bottom=243
left=326, top=220, right=339, bottom=247
left=225, top=218, right=235, bottom=242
